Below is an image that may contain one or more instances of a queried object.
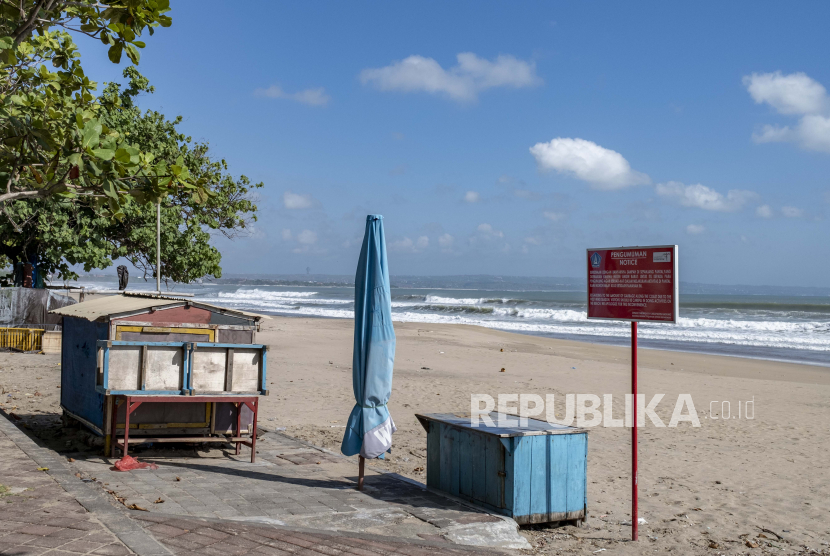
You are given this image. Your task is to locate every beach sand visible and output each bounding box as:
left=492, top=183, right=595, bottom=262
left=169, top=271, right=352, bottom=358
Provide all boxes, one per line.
left=1, top=316, right=828, bottom=554
left=259, top=317, right=830, bottom=554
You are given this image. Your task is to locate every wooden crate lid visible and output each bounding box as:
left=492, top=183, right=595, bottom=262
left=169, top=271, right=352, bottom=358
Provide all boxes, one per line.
left=415, top=412, right=588, bottom=437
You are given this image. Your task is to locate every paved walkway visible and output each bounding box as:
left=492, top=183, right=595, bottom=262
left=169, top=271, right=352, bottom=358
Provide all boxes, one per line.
left=69, top=429, right=528, bottom=549
left=0, top=412, right=523, bottom=555
left=0, top=419, right=133, bottom=555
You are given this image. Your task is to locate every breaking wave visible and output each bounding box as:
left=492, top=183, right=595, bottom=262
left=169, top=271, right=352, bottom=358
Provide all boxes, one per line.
left=182, top=287, right=830, bottom=358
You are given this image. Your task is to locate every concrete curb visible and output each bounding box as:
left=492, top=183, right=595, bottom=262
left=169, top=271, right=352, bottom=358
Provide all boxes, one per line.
left=0, top=409, right=171, bottom=556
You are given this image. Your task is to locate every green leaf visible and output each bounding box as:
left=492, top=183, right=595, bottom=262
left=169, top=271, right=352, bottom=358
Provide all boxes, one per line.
left=114, top=148, right=131, bottom=164
left=102, top=179, right=119, bottom=199
left=125, top=43, right=139, bottom=64
left=91, top=148, right=115, bottom=160
left=107, top=43, right=123, bottom=63
left=82, top=121, right=102, bottom=148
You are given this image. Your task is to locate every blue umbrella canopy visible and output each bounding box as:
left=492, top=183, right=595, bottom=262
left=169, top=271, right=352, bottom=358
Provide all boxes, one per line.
left=341, top=215, right=397, bottom=459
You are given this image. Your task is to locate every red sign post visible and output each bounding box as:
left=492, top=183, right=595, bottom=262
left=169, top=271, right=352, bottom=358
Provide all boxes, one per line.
left=586, top=245, right=678, bottom=541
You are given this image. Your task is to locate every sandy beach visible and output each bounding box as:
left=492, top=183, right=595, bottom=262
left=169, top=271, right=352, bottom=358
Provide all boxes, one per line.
left=1, top=316, right=828, bottom=554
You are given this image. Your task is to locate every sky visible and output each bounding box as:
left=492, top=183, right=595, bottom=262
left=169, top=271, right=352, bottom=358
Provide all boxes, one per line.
left=78, top=1, right=830, bottom=287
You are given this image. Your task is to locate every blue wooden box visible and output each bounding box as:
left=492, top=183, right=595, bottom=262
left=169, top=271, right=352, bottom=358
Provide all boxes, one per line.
left=416, top=412, right=588, bottom=525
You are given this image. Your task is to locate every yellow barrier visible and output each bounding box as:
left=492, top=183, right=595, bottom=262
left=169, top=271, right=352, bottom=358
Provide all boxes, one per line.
left=0, top=328, right=44, bottom=351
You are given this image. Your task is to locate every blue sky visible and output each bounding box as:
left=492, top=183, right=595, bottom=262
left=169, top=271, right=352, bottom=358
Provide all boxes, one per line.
left=80, top=2, right=830, bottom=287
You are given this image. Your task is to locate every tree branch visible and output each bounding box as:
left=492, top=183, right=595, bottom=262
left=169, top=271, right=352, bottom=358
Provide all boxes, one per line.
left=0, top=188, right=47, bottom=204
left=12, top=0, right=49, bottom=47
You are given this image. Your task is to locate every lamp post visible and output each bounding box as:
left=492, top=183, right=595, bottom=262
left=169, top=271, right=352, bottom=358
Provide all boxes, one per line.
left=156, top=202, right=161, bottom=293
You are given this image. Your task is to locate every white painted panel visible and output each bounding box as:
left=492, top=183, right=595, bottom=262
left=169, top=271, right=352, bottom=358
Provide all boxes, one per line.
left=108, top=346, right=140, bottom=390
left=144, top=347, right=184, bottom=390
left=192, top=347, right=227, bottom=392
left=232, top=349, right=260, bottom=392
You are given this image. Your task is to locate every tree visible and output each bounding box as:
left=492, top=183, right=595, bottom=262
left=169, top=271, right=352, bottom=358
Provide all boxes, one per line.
left=0, top=0, right=209, bottom=218
left=0, top=68, right=261, bottom=283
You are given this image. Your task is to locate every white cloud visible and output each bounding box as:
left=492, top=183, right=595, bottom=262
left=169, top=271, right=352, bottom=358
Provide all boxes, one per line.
left=438, top=233, right=454, bottom=249
left=743, top=71, right=827, bottom=115
left=530, top=138, right=650, bottom=190
left=254, top=84, right=330, bottom=106
left=297, top=230, right=317, bottom=245
left=281, top=229, right=293, bottom=240
left=464, top=191, right=480, bottom=203
left=781, top=206, right=804, bottom=218
left=391, top=237, right=414, bottom=251
left=745, top=71, right=830, bottom=153
left=289, top=229, right=318, bottom=253
left=752, top=124, right=793, bottom=144
left=524, top=236, right=542, bottom=245
left=476, top=223, right=504, bottom=238
left=795, top=114, right=830, bottom=152
left=283, top=191, right=313, bottom=209
left=360, top=52, right=541, bottom=102
left=391, top=236, right=429, bottom=252
left=543, top=211, right=566, bottom=221
left=656, top=181, right=757, bottom=212
left=756, top=205, right=773, bottom=218
left=686, top=224, right=705, bottom=235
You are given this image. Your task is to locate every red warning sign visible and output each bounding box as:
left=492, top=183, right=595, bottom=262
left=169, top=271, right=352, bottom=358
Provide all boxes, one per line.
left=586, top=245, right=679, bottom=323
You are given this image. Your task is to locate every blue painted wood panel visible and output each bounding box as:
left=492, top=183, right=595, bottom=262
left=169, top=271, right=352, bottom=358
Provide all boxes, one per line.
left=470, top=430, right=486, bottom=503
left=458, top=428, right=472, bottom=498
left=60, top=317, right=109, bottom=431
left=566, top=433, right=587, bottom=513
left=439, top=423, right=457, bottom=494
left=484, top=434, right=504, bottom=508
left=502, top=437, right=514, bottom=513
left=530, top=435, right=551, bottom=516
left=512, top=437, right=531, bottom=517
left=426, top=421, right=440, bottom=488
left=549, top=434, right=569, bottom=515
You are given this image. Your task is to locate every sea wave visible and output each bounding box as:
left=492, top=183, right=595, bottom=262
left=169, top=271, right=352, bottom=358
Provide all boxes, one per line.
left=180, top=287, right=830, bottom=355
left=212, top=289, right=350, bottom=305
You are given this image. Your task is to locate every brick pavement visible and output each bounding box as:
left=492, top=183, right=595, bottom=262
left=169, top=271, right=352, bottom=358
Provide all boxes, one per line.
left=0, top=420, right=132, bottom=556
left=0, top=412, right=522, bottom=554
left=133, top=514, right=500, bottom=555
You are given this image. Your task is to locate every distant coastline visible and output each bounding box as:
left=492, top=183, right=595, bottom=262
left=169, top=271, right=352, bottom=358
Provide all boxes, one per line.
left=74, top=274, right=830, bottom=368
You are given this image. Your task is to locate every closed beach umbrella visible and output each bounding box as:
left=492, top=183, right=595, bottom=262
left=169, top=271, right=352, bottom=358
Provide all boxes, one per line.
left=341, top=215, right=396, bottom=489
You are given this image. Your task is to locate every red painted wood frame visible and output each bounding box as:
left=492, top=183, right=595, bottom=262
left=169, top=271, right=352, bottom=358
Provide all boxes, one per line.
left=109, top=395, right=259, bottom=463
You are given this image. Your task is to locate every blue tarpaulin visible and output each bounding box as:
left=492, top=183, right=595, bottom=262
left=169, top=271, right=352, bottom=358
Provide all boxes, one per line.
left=341, top=215, right=397, bottom=459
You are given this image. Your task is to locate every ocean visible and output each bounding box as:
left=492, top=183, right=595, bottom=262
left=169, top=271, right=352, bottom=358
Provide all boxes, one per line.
left=75, top=275, right=830, bottom=367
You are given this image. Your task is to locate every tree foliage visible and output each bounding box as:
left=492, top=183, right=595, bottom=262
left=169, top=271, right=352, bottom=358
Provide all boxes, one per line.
left=0, top=0, right=209, bottom=216
left=0, top=68, right=261, bottom=283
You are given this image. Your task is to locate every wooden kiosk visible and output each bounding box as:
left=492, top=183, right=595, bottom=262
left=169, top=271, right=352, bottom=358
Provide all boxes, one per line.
left=51, top=293, right=269, bottom=461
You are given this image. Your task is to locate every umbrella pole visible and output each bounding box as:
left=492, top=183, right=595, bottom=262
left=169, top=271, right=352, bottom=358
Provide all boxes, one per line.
left=358, top=456, right=365, bottom=491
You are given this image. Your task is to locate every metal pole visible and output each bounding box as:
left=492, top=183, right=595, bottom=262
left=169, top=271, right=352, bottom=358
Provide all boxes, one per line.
left=632, top=321, right=638, bottom=541
left=156, top=202, right=161, bottom=292
left=358, top=456, right=365, bottom=491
